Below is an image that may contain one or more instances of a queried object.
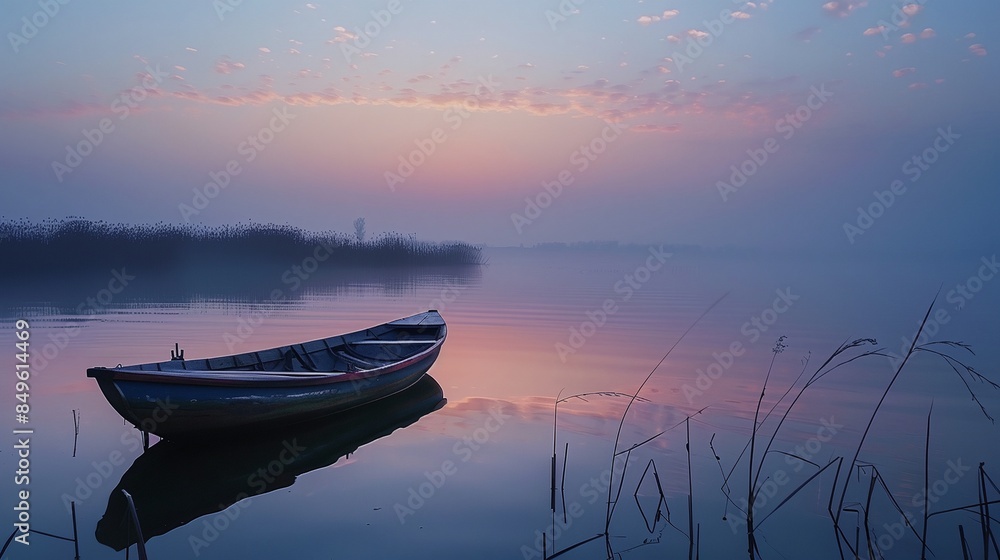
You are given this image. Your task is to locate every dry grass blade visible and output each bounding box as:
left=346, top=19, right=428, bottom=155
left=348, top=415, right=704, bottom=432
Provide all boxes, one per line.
left=863, top=465, right=928, bottom=551
left=768, top=450, right=820, bottom=470
left=0, top=530, right=18, bottom=558
left=835, top=296, right=939, bottom=523
left=604, top=292, right=728, bottom=534
left=927, top=499, right=1000, bottom=520
left=916, top=346, right=998, bottom=422
left=746, top=340, right=880, bottom=494
left=614, top=406, right=708, bottom=458
left=756, top=458, right=841, bottom=527
left=746, top=336, right=786, bottom=559
left=865, top=468, right=877, bottom=559
left=544, top=534, right=605, bottom=559
left=961, top=525, right=972, bottom=560
left=921, top=402, right=933, bottom=560
left=981, top=462, right=996, bottom=560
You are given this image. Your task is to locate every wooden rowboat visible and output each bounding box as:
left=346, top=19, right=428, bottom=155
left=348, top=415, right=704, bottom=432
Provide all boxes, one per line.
left=87, top=310, right=446, bottom=440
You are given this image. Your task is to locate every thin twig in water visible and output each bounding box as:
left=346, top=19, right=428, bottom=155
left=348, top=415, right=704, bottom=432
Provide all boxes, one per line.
left=71, top=409, right=80, bottom=458
left=960, top=525, right=971, bottom=560
left=747, top=336, right=785, bottom=559
left=561, top=442, right=568, bottom=525
left=982, top=462, right=994, bottom=560
left=710, top=433, right=733, bottom=522
left=920, top=402, right=933, bottom=560
left=687, top=417, right=694, bottom=560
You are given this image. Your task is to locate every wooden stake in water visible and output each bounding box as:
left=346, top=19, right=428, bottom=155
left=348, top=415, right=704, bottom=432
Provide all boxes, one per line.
left=71, top=501, right=80, bottom=560
left=72, top=409, right=80, bottom=458
left=920, top=403, right=933, bottom=560
left=561, top=442, right=569, bottom=525
left=981, top=462, right=991, bottom=560
left=960, top=524, right=971, bottom=560
left=121, top=490, right=149, bottom=560
left=687, top=417, right=694, bottom=560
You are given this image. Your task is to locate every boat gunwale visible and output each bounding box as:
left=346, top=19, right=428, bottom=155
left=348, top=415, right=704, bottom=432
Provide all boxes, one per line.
left=86, top=312, right=446, bottom=389
left=87, top=343, right=442, bottom=388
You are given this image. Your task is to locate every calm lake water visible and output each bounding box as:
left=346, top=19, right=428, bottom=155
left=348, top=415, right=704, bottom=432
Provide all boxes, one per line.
left=3, top=248, right=999, bottom=559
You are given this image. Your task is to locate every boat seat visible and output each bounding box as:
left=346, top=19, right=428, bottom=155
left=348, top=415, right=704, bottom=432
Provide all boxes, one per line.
left=272, top=347, right=318, bottom=372
left=335, top=350, right=377, bottom=370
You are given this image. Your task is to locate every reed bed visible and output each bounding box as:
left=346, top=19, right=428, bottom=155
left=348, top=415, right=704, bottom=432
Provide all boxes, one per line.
left=546, top=296, right=1000, bottom=559
left=0, top=218, right=485, bottom=277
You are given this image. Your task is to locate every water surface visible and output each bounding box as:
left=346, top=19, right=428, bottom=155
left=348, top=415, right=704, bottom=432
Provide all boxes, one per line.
left=3, top=249, right=999, bottom=559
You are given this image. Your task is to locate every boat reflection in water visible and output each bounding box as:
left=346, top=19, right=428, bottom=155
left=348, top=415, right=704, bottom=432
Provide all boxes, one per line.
left=96, top=374, right=446, bottom=551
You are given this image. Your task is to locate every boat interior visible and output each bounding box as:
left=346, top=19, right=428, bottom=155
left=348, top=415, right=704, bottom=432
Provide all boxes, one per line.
left=129, top=320, right=444, bottom=374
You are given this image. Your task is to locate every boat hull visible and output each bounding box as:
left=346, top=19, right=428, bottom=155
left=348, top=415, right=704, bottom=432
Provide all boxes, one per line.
left=87, top=311, right=447, bottom=440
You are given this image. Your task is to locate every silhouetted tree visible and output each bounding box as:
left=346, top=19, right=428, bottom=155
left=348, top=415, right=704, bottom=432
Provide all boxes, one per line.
left=354, top=217, right=366, bottom=244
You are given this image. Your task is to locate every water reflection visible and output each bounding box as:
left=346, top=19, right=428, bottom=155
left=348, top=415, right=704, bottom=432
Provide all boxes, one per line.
left=95, top=374, right=446, bottom=551
left=0, top=264, right=482, bottom=315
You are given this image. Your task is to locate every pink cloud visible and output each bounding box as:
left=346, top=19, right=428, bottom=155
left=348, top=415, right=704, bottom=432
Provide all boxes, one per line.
left=900, top=33, right=916, bottom=44
left=214, top=56, right=246, bottom=74
left=892, top=67, right=916, bottom=78
left=637, top=9, right=679, bottom=24
left=4, top=66, right=836, bottom=141
left=919, top=28, right=935, bottom=39
left=327, top=27, right=357, bottom=44
left=969, top=44, right=987, bottom=56
left=822, top=0, right=867, bottom=18
left=862, top=26, right=884, bottom=37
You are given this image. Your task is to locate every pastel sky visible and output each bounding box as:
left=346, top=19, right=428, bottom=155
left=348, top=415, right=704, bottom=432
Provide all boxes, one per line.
left=1, top=0, right=997, bottom=252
